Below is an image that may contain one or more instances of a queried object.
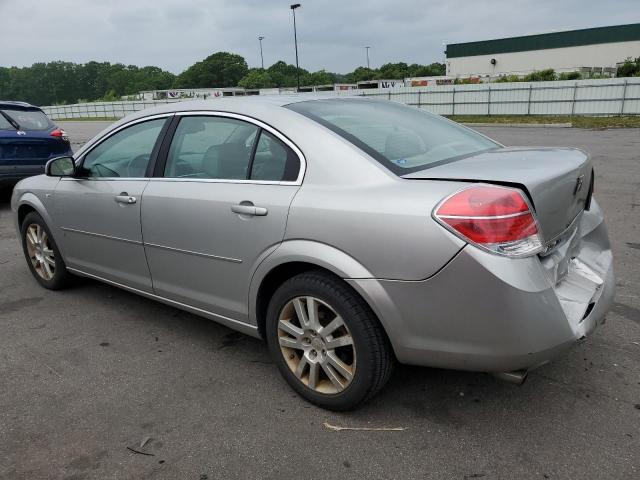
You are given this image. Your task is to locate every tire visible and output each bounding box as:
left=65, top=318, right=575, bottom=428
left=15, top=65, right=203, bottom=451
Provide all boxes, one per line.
left=20, top=211, right=71, bottom=290
left=266, top=270, right=394, bottom=410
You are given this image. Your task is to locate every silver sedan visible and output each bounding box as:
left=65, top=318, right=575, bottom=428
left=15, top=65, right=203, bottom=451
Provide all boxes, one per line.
left=11, top=97, right=614, bottom=410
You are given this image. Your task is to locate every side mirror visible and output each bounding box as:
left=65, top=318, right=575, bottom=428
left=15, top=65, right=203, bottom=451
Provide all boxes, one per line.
left=45, top=156, right=76, bottom=177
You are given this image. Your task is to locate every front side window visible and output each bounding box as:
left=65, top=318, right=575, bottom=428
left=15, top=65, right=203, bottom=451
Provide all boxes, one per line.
left=286, top=99, right=500, bottom=174
left=81, top=118, right=166, bottom=178
left=164, top=116, right=300, bottom=182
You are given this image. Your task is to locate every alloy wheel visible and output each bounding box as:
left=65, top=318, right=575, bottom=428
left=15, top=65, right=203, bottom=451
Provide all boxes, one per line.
left=277, top=296, right=356, bottom=394
left=25, top=223, right=55, bottom=281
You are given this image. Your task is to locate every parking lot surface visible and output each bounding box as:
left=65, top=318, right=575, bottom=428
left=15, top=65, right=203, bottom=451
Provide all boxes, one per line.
left=1, top=122, right=639, bottom=479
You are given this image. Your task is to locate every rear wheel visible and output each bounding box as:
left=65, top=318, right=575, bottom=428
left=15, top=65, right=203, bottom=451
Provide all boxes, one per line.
left=21, top=212, right=70, bottom=290
left=266, top=270, right=394, bottom=410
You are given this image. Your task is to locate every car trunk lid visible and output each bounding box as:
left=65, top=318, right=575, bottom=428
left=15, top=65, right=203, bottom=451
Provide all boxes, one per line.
left=403, top=147, right=593, bottom=243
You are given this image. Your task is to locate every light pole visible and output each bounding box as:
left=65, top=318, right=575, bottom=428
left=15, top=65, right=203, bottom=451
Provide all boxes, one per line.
left=365, top=46, right=371, bottom=69
left=290, top=3, right=301, bottom=91
left=258, top=36, right=265, bottom=69
left=442, top=42, right=447, bottom=75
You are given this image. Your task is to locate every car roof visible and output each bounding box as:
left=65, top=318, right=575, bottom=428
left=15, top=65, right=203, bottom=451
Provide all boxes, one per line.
left=73, top=95, right=372, bottom=159
left=121, top=94, right=366, bottom=122
left=0, top=100, right=42, bottom=111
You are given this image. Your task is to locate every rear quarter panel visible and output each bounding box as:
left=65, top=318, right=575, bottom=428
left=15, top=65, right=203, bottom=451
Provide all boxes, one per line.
left=266, top=106, right=468, bottom=281
left=285, top=180, right=466, bottom=280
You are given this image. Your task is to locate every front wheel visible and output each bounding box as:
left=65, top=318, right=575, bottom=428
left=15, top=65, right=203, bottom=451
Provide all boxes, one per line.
left=266, top=271, right=394, bottom=410
left=21, top=211, right=70, bottom=290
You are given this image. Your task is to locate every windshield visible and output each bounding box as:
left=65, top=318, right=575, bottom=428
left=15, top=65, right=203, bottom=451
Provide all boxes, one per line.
left=286, top=98, right=500, bottom=175
left=0, top=108, right=53, bottom=131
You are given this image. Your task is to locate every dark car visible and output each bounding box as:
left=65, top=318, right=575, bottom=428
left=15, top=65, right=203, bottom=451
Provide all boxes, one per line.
left=0, top=101, right=72, bottom=190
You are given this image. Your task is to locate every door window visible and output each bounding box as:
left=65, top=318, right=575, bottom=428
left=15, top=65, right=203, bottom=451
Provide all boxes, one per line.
left=81, top=118, right=166, bottom=178
left=164, top=116, right=258, bottom=180
left=163, top=116, right=300, bottom=182
left=250, top=131, right=300, bottom=182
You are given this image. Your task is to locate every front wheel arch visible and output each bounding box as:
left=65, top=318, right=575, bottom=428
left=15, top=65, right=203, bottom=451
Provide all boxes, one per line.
left=18, top=204, right=37, bottom=228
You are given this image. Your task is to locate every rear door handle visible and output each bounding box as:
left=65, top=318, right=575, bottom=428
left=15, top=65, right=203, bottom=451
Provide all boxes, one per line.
left=115, top=194, right=137, bottom=204
left=231, top=203, right=268, bottom=216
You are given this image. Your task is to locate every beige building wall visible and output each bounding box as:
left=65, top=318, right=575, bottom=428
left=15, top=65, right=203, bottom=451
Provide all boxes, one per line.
left=447, top=40, right=640, bottom=77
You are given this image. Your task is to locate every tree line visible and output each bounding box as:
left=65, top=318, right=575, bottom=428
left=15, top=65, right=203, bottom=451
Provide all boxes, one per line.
left=0, top=51, right=444, bottom=106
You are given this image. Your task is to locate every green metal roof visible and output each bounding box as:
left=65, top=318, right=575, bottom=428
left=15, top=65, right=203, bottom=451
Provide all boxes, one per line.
left=446, top=23, right=640, bottom=58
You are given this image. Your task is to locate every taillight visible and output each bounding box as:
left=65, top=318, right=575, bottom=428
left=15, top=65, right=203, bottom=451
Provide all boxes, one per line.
left=433, top=184, right=543, bottom=257
left=50, top=128, right=68, bottom=141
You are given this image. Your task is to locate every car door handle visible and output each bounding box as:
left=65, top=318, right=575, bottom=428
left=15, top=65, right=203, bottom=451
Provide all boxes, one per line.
left=115, top=194, right=137, bottom=205
left=231, top=203, right=268, bottom=216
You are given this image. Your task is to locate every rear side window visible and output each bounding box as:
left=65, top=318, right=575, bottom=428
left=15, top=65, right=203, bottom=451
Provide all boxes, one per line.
left=81, top=118, right=165, bottom=178
left=0, top=109, right=53, bottom=131
left=286, top=99, right=499, bottom=174
left=164, top=116, right=258, bottom=180
left=164, top=116, right=300, bottom=182
left=251, top=131, right=300, bottom=182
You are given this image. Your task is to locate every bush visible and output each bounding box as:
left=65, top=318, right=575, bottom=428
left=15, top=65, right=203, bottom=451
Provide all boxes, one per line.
left=494, top=74, right=522, bottom=83
left=558, top=71, right=581, bottom=80
left=617, top=57, right=640, bottom=77
left=523, top=69, right=557, bottom=82
left=100, top=90, right=120, bottom=101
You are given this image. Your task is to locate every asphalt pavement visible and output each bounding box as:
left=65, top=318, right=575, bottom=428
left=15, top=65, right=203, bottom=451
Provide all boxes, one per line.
left=0, top=121, right=638, bottom=479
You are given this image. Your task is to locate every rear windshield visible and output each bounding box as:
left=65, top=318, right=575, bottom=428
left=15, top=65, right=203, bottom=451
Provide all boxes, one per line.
left=285, top=99, right=500, bottom=174
left=0, top=108, right=53, bottom=131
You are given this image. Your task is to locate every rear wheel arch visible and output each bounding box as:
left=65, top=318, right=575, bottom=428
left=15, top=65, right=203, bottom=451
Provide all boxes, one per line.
left=254, top=260, right=393, bottom=357
left=255, top=262, right=332, bottom=339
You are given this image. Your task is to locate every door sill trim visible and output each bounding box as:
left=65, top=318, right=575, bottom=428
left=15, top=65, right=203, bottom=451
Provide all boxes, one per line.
left=66, top=267, right=259, bottom=337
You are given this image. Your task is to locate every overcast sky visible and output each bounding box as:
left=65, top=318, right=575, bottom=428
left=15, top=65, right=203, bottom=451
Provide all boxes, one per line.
left=1, top=0, right=638, bottom=74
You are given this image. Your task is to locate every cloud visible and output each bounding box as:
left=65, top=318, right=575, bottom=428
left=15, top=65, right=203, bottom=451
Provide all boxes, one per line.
left=0, top=0, right=638, bottom=73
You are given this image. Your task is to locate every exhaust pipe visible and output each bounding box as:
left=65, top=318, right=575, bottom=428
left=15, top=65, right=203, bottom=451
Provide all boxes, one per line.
left=492, top=370, right=528, bottom=385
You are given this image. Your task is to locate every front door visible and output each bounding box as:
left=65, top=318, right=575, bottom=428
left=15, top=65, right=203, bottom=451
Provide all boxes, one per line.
left=141, top=114, right=303, bottom=322
left=53, top=117, right=169, bottom=291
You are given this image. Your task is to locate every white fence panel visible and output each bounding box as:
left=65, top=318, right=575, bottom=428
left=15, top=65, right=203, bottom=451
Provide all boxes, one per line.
left=41, top=78, right=640, bottom=120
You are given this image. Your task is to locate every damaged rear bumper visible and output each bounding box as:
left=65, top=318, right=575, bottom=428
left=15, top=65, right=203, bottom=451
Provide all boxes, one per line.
left=347, top=200, right=614, bottom=373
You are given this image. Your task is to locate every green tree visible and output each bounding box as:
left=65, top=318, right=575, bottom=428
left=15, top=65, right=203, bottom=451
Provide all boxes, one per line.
left=266, top=60, right=309, bottom=87
left=174, top=52, right=248, bottom=88
left=376, top=62, right=409, bottom=79
left=617, top=57, right=640, bottom=77
left=301, top=69, right=334, bottom=86
left=0, top=61, right=176, bottom=105
left=346, top=66, right=376, bottom=83
left=238, top=69, right=275, bottom=89
left=407, top=62, right=445, bottom=77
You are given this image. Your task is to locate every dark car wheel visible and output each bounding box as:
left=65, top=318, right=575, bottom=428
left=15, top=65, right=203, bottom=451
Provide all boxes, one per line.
left=21, top=211, right=70, bottom=290
left=266, top=270, right=394, bottom=411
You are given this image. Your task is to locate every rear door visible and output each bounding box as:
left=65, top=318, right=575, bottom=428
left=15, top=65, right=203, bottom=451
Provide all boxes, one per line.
left=53, top=115, right=171, bottom=291
left=141, top=113, right=304, bottom=322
